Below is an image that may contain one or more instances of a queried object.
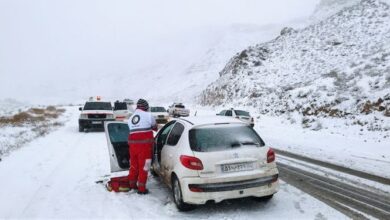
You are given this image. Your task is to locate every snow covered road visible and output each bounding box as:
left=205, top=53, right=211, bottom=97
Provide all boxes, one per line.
left=0, top=107, right=345, bottom=219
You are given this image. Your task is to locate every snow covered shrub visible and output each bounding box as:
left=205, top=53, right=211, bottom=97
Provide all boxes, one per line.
left=301, top=117, right=314, bottom=128
left=0, top=107, right=66, bottom=158
left=280, top=27, right=297, bottom=36
left=311, top=120, right=323, bottom=131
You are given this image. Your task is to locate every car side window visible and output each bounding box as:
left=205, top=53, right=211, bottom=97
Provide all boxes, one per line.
left=158, top=122, right=175, bottom=146
left=225, top=110, right=232, bottom=116
left=166, top=122, right=185, bottom=146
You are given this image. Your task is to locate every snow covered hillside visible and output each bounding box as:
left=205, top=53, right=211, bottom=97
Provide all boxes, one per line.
left=200, top=0, right=390, bottom=133
left=137, top=25, right=289, bottom=104
left=310, top=0, right=360, bottom=21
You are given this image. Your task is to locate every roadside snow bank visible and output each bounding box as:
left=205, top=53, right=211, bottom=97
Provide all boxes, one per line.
left=257, top=115, right=390, bottom=179
left=0, top=105, right=68, bottom=159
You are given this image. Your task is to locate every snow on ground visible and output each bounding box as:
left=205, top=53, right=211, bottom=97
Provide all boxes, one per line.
left=0, top=107, right=344, bottom=219
left=0, top=98, right=29, bottom=116
left=193, top=106, right=390, bottom=179
left=257, top=115, right=390, bottom=179
left=0, top=105, right=68, bottom=159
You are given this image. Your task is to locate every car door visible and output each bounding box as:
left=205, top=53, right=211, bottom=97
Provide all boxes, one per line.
left=160, top=122, right=185, bottom=184
left=104, top=121, right=130, bottom=173
left=152, top=121, right=176, bottom=176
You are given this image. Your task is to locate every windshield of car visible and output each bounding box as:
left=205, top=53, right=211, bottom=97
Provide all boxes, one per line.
left=234, top=110, right=250, bottom=116
left=151, top=107, right=166, bottom=112
left=114, top=102, right=127, bottom=111
left=83, top=102, right=112, bottom=110
left=174, top=104, right=185, bottom=109
left=189, top=124, right=264, bottom=152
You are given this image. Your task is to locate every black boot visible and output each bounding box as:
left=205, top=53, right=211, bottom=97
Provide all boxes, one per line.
left=137, top=189, right=149, bottom=195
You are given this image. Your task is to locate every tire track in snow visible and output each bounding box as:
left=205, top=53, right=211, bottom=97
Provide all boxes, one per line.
left=19, top=127, right=93, bottom=217
left=277, top=162, right=390, bottom=219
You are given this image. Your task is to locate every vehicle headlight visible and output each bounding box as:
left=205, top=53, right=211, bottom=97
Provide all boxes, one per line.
left=79, top=114, right=88, bottom=119
left=106, top=114, right=114, bottom=119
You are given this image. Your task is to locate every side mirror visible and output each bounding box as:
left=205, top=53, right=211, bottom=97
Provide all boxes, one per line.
left=216, top=113, right=219, bottom=116
left=79, top=107, right=82, bottom=111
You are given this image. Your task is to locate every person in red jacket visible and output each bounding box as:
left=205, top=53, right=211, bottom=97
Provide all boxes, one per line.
left=127, top=99, right=157, bottom=194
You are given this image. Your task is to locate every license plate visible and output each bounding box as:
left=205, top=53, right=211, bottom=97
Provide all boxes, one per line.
left=221, top=162, right=254, bottom=173
left=92, top=121, right=102, bottom=124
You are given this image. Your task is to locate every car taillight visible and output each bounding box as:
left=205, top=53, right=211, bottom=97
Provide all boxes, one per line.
left=188, top=185, right=204, bottom=192
left=267, top=148, right=275, bottom=163
left=180, top=155, right=203, bottom=170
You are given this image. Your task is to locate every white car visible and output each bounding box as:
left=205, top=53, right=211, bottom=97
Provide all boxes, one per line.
left=78, top=100, right=115, bottom=132
left=104, top=116, right=278, bottom=211
left=150, top=106, right=170, bottom=124
left=217, top=109, right=255, bottom=127
left=113, top=101, right=132, bottom=121
left=168, top=103, right=190, bottom=117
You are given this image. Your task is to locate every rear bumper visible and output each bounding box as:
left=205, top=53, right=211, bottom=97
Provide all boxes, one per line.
left=79, top=119, right=115, bottom=129
left=180, top=173, right=279, bottom=204
left=189, top=174, right=278, bottom=192
left=172, top=111, right=189, bottom=117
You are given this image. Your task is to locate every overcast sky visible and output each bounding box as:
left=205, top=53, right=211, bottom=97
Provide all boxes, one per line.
left=0, top=0, right=320, bottom=103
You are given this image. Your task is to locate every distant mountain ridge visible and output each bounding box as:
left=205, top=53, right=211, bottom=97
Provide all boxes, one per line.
left=199, top=0, right=390, bottom=129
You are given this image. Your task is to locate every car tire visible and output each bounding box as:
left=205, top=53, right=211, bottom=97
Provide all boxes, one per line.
left=252, top=194, right=274, bottom=202
left=150, top=167, right=158, bottom=177
left=172, top=176, right=195, bottom=212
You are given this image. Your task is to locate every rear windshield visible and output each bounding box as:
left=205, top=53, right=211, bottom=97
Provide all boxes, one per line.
left=83, top=102, right=112, bottom=110
left=234, top=110, right=250, bottom=116
left=175, top=104, right=185, bottom=109
left=151, top=107, right=166, bottom=112
left=114, top=102, right=127, bottom=110
left=189, top=124, right=264, bottom=152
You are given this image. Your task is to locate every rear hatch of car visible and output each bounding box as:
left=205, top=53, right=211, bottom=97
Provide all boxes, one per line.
left=234, top=110, right=251, bottom=123
left=189, top=123, right=270, bottom=179
left=114, top=102, right=129, bottom=120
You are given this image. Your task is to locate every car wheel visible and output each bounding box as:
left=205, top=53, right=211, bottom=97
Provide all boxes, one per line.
left=150, top=166, right=158, bottom=177
left=172, top=176, right=195, bottom=211
left=252, top=194, right=274, bottom=202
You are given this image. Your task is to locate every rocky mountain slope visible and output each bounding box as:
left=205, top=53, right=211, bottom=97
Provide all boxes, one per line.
left=199, top=0, right=390, bottom=131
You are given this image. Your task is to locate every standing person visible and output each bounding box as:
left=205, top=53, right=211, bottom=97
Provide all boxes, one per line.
left=127, top=99, right=157, bottom=194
